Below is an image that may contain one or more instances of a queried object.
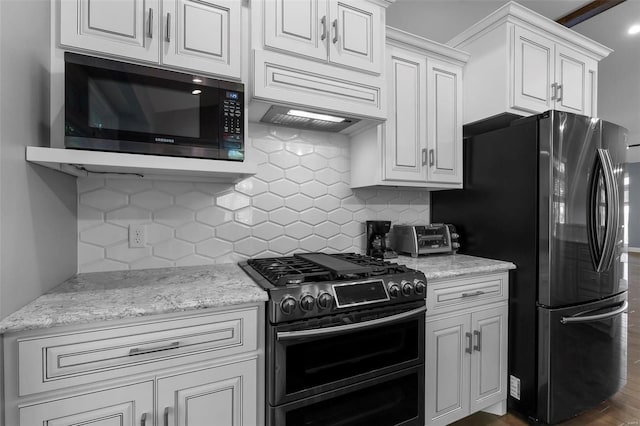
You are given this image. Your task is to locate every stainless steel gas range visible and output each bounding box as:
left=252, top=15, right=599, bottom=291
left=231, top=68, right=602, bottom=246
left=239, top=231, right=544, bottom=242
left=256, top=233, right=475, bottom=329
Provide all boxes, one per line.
left=240, top=252, right=427, bottom=426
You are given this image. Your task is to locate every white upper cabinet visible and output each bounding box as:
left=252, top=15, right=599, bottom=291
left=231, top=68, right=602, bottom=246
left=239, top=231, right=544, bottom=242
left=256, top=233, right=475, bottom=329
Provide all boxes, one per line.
left=59, top=0, right=241, bottom=79
left=162, top=0, right=241, bottom=78
left=350, top=28, right=467, bottom=189
left=262, top=0, right=383, bottom=74
left=448, top=1, right=610, bottom=124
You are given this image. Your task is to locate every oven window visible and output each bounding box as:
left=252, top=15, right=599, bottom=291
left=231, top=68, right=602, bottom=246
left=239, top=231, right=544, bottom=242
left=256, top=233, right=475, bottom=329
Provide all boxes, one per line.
left=285, top=318, right=421, bottom=394
left=285, top=369, right=421, bottom=426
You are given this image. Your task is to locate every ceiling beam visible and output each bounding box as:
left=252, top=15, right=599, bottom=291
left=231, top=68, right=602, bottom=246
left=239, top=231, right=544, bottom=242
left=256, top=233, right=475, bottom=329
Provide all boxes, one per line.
left=556, top=0, right=626, bottom=27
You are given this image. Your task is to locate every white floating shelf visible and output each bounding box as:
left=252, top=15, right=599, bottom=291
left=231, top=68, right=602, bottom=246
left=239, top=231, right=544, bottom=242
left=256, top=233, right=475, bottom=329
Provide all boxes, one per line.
left=26, top=147, right=257, bottom=183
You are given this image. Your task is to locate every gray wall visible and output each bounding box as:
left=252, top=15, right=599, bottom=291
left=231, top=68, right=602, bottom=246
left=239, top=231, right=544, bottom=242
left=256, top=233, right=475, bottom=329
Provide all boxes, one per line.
left=0, top=0, right=77, bottom=319
left=629, top=163, right=640, bottom=248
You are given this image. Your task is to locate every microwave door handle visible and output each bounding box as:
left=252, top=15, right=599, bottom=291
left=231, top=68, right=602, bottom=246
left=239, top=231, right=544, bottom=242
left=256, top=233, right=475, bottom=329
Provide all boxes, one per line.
left=275, top=306, right=427, bottom=341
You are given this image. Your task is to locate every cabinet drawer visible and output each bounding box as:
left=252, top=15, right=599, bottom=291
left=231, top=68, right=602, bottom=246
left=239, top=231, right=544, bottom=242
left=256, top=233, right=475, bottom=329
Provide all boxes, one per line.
left=427, top=273, right=508, bottom=315
left=18, top=306, right=258, bottom=396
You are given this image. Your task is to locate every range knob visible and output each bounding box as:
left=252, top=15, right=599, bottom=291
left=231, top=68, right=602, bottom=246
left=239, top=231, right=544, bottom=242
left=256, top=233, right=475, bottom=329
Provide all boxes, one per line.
left=452, top=242, right=460, bottom=249
left=280, top=297, right=297, bottom=315
left=388, top=282, right=400, bottom=298
left=402, top=280, right=413, bottom=296
left=414, top=280, right=426, bottom=295
left=300, top=295, right=315, bottom=312
left=317, top=292, right=333, bottom=310
left=451, top=233, right=460, bottom=239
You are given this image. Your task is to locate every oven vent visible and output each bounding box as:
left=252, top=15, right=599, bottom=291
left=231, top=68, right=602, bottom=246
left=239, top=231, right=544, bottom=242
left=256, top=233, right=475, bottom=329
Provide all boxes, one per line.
left=260, top=105, right=359, bottom=132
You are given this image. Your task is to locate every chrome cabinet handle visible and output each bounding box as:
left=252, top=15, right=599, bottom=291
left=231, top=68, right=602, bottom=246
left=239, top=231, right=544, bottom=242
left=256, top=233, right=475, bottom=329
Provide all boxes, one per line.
left=551, top=82, right=557, bottom=101
left=556, top=84, right=563, bottom=102
left=473, top=330, right=481, bottom=352
left=165, top=13, right=171, bottom=42
left=147, top=8, right=153, bottom=38
left=332, top=19, right=338, bottom=44
left=164, top=407, right=170, bottom=426
left=141, top=413, right=147, bottom=426
left=421, top=148, right=428, bottom=166
left=561, top=300, right=628, bottom=324
left=129, top=341, right=180, bottom=356
left=465, top=332, right=472, bottom=354
left=429, top=149, right=435, bottom=167
left=276, top=306, right=426, bottom=341
left=321, top=16, right=327, bottom=41
left=461, top=290, right=485, bottom=298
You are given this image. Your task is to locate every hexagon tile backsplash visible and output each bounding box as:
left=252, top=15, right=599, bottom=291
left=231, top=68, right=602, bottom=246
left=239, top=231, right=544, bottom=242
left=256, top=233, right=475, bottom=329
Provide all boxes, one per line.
left=77, top=123, right=430, bottom=273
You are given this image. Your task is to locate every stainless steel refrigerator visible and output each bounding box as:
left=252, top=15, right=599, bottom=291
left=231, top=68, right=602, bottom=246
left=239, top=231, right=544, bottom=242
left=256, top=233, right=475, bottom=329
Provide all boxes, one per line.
left=431, top=110, right=628, bottom=424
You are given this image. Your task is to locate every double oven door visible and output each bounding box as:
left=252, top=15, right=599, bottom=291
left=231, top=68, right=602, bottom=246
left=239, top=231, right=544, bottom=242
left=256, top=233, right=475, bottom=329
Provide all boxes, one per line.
left=266, top=301, right=426, bottom=426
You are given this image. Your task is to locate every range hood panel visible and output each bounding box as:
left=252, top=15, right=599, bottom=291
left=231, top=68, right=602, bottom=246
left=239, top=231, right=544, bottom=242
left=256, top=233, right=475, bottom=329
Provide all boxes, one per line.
left=260, top=105, right=359, bottom=133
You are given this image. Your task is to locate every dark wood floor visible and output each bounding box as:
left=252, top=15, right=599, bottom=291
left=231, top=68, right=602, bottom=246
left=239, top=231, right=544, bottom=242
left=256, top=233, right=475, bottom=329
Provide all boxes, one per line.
left=452, top=252, right=640, bottom=426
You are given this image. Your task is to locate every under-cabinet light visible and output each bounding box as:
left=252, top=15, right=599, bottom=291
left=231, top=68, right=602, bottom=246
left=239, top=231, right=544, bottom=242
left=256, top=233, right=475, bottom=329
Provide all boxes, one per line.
left=192, top=77, right=203, bottom=83
left=287, top=109, right=346, bottom=123
left=628, top=24, right=640, bottom=35
left=192, top=89, right=202, bottom=95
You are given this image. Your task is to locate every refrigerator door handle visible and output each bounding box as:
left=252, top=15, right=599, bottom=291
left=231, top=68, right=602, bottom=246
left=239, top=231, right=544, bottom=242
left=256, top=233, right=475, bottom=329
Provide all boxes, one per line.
left=560, top=300, right=628, bottom=324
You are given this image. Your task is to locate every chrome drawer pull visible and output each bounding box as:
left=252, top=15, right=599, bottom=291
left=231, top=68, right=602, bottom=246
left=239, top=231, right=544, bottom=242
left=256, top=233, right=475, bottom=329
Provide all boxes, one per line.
left=465, top=332, right=472, bottom=354
left=461, top=290, right=485, bottom=298
left=473, top=330, right=481, bottom=352
left=164, top=407, right=170, bottom=426
left=321, top=16, right=327, bottom=41
left=129, top=341, right=180, bottom=356
left=141, top=413, right=148, bottom=426
left=147, top=8, right=153, bottom=39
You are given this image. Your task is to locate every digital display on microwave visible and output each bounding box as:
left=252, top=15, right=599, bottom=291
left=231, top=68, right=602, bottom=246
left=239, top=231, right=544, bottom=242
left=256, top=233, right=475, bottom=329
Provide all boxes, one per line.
left=226, top=91, right=239, bottom=100
left=88, top=78, right=200, bottom=138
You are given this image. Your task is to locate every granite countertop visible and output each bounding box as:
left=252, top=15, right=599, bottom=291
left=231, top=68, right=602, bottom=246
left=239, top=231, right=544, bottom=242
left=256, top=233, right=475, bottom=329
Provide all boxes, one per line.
left=397, top=253, right=516, bottom=279
left=0, top=263, right=268, bottom=334
left=0, top=254, right=515, bottom=335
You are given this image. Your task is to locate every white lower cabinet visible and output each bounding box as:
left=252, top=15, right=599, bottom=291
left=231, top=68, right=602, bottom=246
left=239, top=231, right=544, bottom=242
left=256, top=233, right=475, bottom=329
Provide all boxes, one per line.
left=425, top=273, right=509, bottom=425
left=5, top=305, right=263, bottom=426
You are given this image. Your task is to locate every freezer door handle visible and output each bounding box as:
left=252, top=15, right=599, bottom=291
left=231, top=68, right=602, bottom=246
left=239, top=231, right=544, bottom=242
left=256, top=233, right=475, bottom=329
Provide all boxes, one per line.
left=560, top=300, right=628, bottom=324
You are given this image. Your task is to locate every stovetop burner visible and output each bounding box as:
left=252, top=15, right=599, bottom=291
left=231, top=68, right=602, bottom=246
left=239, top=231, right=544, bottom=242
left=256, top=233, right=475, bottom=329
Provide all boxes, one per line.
left=246, top=252, right=411, bottom=287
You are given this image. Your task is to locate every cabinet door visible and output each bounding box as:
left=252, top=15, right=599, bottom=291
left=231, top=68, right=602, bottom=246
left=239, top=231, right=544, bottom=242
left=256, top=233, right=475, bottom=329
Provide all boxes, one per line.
left=383, top=46, right=427, bottom=183
left=554, top=44, right=593, bottom=116
left=328, top=0, right=383, bottom=74
left=158, top=359, right=257, bottom=426
left=60, top=0, right=160, bottom=63
left=426, top=313, right=471, bottom=426
left=20, top=381, right=153, bottom=426
left=470, top=305, right=508, bottom=412
left=162, top=0, right=241, bottom=78
left=263, top=0, right=328, bottom=62
left=512, top=26, right=554, bottom=113
left=426, top=58, right=463, bottom=185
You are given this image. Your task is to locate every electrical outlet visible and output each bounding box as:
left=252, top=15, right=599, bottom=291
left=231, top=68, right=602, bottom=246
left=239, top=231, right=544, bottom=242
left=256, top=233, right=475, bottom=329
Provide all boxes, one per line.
left=129, top=224, right=146, bottom=248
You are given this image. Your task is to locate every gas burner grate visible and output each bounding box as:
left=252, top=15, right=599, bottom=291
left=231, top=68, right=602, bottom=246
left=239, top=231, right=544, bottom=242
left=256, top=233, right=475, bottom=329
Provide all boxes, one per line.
left=246, top=253, right=410, bottom=287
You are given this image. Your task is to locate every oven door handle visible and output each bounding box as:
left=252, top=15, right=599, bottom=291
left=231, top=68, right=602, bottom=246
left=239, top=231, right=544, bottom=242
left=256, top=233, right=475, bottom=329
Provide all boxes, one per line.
left=275, top=305, right=427, bottom=341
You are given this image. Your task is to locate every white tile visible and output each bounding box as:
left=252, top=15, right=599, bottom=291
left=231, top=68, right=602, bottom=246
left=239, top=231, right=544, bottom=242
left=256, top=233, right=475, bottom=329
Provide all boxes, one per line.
left=389, top=203, right=411, bottom=213
left=196, top=239, right=233, bottom=259
left=77, top=178, right=105, bottom=194
left=269, top=236, right=298, bottom=254
left=314, top=195, right=341, bottom=212
left=253, top=136, right=284, bottom=153
left=176, top=223, right=213, bottom=243
left=341, top=195, right=365, bottom=212
left=328, top=234, right=352, bottom=251
left=216, top=222, right=251, bottom=242
left=130, top=190, right=173, bottom=211
left=193, top=183, right=231, bottom=196
left=253, top=193, right=284, bottom=212
left=269, top=126, right=301, bottom=141
left=299, top=208, right=327, bottom=226
left=79, top=259, right=129, bottom=273
left=175, top=255, right=214, bottom=267
left=105, top=206, right=152, bottom=227
left=315, top=168, right=341, bottom=186
left=235, top=178, right=269, bottom=196
left=329, top=157, right=350, bottom=173
left=300, top=181, right=327, bottom=198
left=146, top=223, right=174, bottom=245
left=154, top=240, right=194, bottom=260
left=285, top=141, right=314, bottom=156
left=105, top=179, right=153, bottom=194
left=78, top=243, right=104, bottom=266
left=285, top=194, right=314, bottom=212
left=314, top=222, right=340, bottom=238
left=78, top=205, right=104, bottom=231
left=153, top=181, right=195, bottom=195
left=196, top=206, right=233, bottom=226
left=131, top=257, right=173, bottom=270
left=285, top=166, right=315, bottom=184
left=214, top=252, right=247, bottom=264
left=269, top=150, right=299, bottom=169
left=80, top=223, right=128, bottom=246
left=299, top=235, right=326, bottom=252
left=328, top=182, right=352, bottom=200
left=284, top=222, right=313, bottom=240
left=234, top=238, right=268, bottom=256
left=235, top=207, right=269, bottom=226
left=216, top=192, right=251, bottom=211
left=154, top=206, right=194, bottom=228
left=399, top=209, right=424, bottom=224
left=269, top=180, right=298, bottom=198
left=80, top=189, right=128, bottom=212
left=328, top=209, right=352, bottom=225
left=106, top=243, right=152, bottom=263
left=315, top=144, right=342, bottom=159
left=253, top=222, right=284, bottom=241
left=255, top=163, right=284, bottom=182
left=341, top=222, right=365, bottom=238
left=269, top=208, right=298, bottom=226
left=353, top=209, right=374, bottom=223
left=300, top=153, right=328, bottom=171
left=175, top=191, right=213, bottom=211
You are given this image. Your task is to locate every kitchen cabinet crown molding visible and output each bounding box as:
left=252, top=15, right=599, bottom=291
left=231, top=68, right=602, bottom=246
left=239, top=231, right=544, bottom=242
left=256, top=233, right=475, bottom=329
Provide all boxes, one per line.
left=26, top=147, right=257, bottom=183
left=387, top=26, right=469, bottom=66
left=447, top=1, right=612, bottom=60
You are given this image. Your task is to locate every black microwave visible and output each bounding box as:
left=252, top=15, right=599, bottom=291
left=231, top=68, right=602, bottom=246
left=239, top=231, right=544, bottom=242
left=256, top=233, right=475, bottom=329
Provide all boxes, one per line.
left=64, top=52, right=244, bottom=161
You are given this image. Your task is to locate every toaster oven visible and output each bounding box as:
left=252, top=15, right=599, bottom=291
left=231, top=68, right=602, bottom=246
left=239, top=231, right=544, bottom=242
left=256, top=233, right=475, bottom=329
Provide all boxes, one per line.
left=391, top=224, right=460, bottom=257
